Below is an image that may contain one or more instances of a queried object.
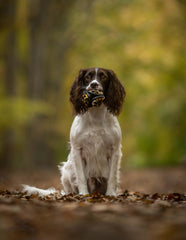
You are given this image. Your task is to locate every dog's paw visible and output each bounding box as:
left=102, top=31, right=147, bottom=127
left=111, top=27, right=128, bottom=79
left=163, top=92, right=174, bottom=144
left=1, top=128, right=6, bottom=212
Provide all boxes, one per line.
left=79, top=191, right=89, bottom=195
left=105, top=190, right=117, bottom=196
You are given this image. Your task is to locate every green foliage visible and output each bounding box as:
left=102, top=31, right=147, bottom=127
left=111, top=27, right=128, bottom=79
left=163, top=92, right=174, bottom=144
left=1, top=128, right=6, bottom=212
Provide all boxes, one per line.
left=0, top=0, right=185, bottom=168
left=0, top=97, right=52, bottom=130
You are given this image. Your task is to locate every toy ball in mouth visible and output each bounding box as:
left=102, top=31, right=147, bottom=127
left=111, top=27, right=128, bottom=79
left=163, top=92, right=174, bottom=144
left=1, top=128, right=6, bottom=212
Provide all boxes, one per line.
left=82, top=89, right=105, bottom=108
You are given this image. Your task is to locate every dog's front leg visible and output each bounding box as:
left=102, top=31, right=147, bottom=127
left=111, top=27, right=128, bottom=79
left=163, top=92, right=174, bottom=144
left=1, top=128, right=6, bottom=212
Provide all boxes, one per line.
left=106, top=146, right=122, bottom=196
left=71, top=147, right=89, bottom=195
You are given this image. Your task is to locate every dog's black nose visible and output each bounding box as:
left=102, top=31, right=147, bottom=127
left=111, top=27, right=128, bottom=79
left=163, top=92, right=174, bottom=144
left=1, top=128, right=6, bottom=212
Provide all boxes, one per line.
left=90, top=82, right=98, bottom=89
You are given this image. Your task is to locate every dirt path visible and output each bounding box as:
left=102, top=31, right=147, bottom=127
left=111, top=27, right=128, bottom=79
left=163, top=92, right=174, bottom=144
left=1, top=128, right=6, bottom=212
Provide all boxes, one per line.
left=0, top=167, right=186, bottom=240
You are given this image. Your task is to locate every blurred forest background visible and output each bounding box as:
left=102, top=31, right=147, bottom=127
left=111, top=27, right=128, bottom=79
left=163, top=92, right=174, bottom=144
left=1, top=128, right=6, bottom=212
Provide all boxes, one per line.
left=0, top=0, right=185, bottom=171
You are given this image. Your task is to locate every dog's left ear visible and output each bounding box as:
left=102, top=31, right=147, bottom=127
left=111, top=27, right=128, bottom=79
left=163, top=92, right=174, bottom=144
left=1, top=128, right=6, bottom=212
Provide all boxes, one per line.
left=104, top=70, right=126, bottom=115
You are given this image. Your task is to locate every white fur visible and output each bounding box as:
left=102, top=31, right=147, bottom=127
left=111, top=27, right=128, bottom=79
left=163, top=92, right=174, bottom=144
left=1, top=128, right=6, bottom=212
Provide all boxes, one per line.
left=22, top=185, right=56, bottom=196
left=59, top=104, right=122, bottom=196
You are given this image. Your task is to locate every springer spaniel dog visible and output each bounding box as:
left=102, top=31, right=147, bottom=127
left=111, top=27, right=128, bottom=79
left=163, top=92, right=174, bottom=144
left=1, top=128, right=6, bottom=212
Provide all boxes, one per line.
left=23, top=68, right=125, bottom=196
left=59, top=67, right=125, bottom=196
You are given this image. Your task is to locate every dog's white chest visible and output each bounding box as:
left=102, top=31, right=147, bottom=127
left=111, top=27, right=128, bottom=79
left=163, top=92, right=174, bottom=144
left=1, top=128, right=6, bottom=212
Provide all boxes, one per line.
left=80, top=128, right=112, bottom=178
left=70, top=107, right=122, bottom=180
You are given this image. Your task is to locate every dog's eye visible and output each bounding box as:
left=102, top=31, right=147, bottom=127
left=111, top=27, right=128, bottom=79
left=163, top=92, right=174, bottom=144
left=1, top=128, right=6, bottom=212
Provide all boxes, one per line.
left=84, top=74, right=91, bottom=84
left=100, top=73, right=107, bottom=80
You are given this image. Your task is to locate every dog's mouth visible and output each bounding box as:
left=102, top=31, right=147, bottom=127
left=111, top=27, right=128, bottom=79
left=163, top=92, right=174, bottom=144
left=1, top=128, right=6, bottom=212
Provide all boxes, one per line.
left=82, top=89, right=105, bottom=108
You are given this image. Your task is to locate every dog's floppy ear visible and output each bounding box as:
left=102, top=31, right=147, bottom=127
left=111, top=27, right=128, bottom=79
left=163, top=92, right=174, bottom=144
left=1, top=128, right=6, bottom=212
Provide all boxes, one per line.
left=104, top=69, right=126, bottom=115
left=70, top=69, right=88, bottom=114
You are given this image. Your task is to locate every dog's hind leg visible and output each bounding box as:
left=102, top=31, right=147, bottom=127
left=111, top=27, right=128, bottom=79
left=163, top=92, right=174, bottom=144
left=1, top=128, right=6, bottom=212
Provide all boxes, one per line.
left=59, top=161, right=78, bottom=194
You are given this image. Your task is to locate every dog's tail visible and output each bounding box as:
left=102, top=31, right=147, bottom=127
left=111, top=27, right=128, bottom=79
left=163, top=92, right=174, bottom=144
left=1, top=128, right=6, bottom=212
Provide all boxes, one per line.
left=22, top=184, right=57, bottom=196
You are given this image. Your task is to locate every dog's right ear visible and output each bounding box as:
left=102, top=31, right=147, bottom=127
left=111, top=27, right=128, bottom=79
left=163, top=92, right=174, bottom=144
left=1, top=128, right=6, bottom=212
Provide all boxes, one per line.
left=70, top=69, right=88, bottom=114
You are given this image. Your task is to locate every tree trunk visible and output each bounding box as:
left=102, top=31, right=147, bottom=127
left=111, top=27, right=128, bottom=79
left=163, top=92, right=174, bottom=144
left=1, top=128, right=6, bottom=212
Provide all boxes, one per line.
left=0, top=1, right=17, bottom=169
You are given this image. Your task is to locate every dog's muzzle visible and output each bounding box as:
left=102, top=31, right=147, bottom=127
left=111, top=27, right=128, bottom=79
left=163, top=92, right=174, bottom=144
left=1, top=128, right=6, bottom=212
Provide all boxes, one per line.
left=82, top=89, right=105, bottom=108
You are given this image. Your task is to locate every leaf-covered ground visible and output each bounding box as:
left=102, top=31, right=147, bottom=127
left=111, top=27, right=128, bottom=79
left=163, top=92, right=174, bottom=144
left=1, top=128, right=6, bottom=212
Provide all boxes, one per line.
left=0, top=167, right=186, bottom=240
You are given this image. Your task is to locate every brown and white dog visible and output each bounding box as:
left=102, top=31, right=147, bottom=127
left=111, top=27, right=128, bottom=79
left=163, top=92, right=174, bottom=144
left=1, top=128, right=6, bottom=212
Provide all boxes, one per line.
left=59, top=68, right=125, bottom=195
left=23, top=68, right=125, bottom=196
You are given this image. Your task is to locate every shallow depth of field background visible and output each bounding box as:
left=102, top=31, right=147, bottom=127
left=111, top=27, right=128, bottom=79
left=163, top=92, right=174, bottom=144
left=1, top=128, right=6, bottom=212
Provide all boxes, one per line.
left=0, top=0, right=185, bottom=172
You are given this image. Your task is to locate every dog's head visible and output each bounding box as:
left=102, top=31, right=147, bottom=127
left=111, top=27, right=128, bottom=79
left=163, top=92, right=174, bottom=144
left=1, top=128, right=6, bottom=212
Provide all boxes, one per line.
left=70, top=68, right=126, bottom=115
